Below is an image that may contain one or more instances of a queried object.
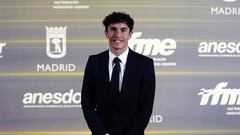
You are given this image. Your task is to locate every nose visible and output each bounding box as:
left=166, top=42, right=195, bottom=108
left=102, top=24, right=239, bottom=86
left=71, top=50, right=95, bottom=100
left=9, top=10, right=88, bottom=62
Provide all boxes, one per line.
left=114, top=30, right=121, bottom=37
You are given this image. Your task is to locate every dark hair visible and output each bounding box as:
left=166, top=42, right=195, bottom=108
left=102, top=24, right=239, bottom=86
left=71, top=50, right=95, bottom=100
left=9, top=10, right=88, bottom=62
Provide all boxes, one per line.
left=102, top=12, right=134, bottom=32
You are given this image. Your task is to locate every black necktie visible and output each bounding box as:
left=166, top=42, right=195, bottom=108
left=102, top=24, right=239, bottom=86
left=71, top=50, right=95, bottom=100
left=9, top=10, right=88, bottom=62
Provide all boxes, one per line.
left=111, top=57, right=121, bottom=92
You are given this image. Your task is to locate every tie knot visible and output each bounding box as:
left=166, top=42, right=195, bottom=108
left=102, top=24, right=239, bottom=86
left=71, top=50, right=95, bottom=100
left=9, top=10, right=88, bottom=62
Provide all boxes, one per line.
left=113, top=57, right=120, bottom=64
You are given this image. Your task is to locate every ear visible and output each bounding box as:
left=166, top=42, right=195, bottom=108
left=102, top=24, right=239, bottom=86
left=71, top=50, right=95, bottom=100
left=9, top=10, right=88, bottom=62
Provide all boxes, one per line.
left=128, top=31, right=133, bottom=39
left=104, top=31, right=109, bottom=39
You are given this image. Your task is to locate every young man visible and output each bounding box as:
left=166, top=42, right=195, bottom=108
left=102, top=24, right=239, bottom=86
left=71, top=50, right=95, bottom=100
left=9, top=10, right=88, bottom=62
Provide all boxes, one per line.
left=81, top=12, right=155, bottom=135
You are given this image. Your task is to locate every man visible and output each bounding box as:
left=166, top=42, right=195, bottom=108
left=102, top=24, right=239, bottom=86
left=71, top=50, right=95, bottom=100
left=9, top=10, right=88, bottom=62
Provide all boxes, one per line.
left=81, top=12, right=155, bottom=135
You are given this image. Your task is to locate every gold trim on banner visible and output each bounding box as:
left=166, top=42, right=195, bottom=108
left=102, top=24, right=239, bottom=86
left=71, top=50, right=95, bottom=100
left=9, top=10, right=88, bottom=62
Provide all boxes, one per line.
left=0, top=72, right=84, bottom=77
left=0, top=72, right=239, bottom=77
left=155, top=71, right=240, bottom=76
left=2, top=39, right=226, bottom=44
left=0, top=19, right=236, bottom=24
left=0, top=19, right=101, bottom=23
left=1, top=39, right=236, bottom=45
left=146, top=130, right=240, bottom=134
left=4, top=39, right=107, bottom=44
left=1, top=130, right=240, bottom=135
left=0, top=5, right=207, bottom=9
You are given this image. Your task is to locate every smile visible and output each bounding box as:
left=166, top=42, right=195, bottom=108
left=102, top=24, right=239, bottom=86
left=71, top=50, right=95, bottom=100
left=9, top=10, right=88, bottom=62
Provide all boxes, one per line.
left=112, top=39, right=123, bottom=43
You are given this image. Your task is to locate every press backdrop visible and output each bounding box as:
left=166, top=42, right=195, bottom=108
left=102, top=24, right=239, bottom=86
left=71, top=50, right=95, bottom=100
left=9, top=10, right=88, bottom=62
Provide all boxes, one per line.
left=0, top=0, right=240, bottom=134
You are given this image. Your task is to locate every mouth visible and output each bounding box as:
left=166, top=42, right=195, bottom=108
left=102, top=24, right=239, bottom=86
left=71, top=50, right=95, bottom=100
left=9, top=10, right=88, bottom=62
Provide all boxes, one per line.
left=112, top=39, right=123, bottom=43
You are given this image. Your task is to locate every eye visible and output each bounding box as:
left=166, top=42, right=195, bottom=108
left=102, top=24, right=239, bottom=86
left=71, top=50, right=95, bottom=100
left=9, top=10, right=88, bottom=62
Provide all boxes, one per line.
left=110, top=27, right=117, bottom=31
left=121, top=28, right=127, bottom=32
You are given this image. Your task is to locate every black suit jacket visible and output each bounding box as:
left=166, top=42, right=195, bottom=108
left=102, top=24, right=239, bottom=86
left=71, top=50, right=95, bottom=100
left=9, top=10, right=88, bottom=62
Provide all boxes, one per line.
left=81, top=49, right=155, bottom=135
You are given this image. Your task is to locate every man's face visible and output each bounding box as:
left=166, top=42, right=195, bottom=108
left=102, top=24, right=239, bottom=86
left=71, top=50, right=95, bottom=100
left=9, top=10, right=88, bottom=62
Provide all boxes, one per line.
left=105, top=23, right=132, bottom=55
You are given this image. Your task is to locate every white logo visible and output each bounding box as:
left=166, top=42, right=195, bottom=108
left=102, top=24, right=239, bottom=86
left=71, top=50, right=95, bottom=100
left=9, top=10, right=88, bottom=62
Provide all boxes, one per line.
left=211, top=7, right=240, bottom=15
left=52, top=0, right=90, bottom=9
left=223, top=0, right=237, bottom=2
left=46, top=26, right=67, bottom=58
left=37, top=64, right=76, bottom=72
left=129, top=32, right=176, bottom=56
left=198, top=82, right=240, bottom=106
left=129, top=32, right=177, bottom=67
left=23, top=89, right=81, bottom=108
left=149, top=114, right=163, bottom=124
left=211, top=0, right=239, bottom=15
left=0, top=43, right=6, bottom=58
left=198, top=41, right=240, bottom=57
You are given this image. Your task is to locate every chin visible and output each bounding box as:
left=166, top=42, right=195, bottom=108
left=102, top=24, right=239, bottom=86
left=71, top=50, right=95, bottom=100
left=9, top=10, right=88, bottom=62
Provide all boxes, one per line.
left=112, top=45, right=123, bottom=49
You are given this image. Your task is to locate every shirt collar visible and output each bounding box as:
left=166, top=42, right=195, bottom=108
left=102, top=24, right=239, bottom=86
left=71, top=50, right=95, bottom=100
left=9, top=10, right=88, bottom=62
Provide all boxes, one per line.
left=109, top=48, right=129, bottom=65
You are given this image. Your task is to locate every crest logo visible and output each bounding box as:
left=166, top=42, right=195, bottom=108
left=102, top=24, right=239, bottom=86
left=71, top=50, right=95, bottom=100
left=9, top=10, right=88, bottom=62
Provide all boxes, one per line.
left=0, top=43, right=6, bottom=58
left=46, top=26, right=67, bottom=58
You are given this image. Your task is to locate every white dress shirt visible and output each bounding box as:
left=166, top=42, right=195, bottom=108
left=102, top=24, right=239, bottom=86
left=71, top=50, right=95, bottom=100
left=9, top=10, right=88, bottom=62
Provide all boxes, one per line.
left=109, top=48, right=129, bottom=91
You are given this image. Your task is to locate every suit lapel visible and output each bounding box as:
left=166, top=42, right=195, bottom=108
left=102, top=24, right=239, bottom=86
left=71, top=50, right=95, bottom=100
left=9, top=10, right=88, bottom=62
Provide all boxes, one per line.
left=101, top=50, right=110, bottom=84
left=120, top=49, right=135, bottom=94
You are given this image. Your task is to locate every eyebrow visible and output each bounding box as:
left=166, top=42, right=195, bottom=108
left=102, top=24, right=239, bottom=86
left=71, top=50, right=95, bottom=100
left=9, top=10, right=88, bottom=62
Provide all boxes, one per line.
left=109, top=26, right=129, bottom=30
left=121, top=27, right=128, bottom=30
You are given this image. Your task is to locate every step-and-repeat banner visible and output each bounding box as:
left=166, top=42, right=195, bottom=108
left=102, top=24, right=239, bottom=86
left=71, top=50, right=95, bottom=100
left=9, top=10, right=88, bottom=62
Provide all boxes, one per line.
left=1, top=0, right=240, bottom=134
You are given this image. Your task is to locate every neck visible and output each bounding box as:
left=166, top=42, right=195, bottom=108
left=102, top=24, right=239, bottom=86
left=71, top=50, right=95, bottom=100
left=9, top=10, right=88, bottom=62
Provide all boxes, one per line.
left=110, top=47, right=128, bottom=56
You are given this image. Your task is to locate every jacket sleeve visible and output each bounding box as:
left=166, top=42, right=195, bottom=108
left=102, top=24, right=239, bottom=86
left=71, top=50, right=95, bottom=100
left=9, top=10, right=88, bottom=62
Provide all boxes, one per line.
left=81, top=56, right=108, bottom=135
left=124, top=59, right=156, bottom=135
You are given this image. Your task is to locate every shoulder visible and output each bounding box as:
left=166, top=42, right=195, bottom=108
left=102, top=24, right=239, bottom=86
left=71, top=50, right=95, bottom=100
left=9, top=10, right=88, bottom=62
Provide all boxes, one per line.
left=128, top=49, right=155, bottom=74
left=129, top=49, right=153, bottom=63
left=88, top=50, right=108, bottom=61
left=85, top=50, right=108, bottom=70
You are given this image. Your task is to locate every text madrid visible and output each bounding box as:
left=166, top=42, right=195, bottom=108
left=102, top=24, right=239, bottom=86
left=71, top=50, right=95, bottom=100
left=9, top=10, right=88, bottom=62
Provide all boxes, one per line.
left=211, top=7, right=240, bottom=15
left=37, top=64, right=76, bottom=72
